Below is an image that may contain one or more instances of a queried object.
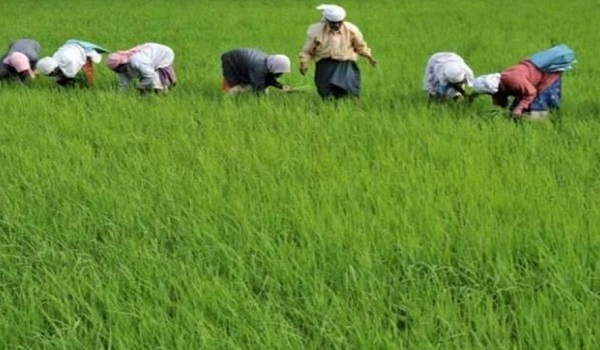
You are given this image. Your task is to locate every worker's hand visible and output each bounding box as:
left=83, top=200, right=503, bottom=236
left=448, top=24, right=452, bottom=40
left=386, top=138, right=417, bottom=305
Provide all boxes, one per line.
left=368, top=56, right=378, bottom=67
left=226, top=85, right=249, bottom=95
left=300, top=62, right=309, bottom=75
left=511, top=110, right=523, bottom=119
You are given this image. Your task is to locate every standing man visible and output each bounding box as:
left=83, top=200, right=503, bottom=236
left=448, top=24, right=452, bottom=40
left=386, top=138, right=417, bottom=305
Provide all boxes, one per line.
left=0, top=39, right=41, bottom=82
left=299, top=4, right=377, bottom=99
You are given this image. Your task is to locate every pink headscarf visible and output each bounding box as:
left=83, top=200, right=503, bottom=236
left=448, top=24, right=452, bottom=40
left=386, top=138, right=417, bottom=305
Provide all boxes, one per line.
left=3, top=52, right=31, bottom=73
left=106, top=46, right=143, bottom=69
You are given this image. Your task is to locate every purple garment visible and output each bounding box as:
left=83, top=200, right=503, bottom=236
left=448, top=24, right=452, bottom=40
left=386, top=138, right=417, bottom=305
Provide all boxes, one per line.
left=158, top=64, right=177, bottom=88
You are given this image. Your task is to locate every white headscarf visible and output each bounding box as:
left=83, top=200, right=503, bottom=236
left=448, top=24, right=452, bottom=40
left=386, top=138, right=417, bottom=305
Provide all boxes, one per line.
left=316, top=4, right=346, bottom=22
left=266, top=55, right=291, bottom=74
left=473, top=73, right=501, bottom=94
left=443, top=62, right=467, bottom=84
left=36, top=57, right=59, bottom=75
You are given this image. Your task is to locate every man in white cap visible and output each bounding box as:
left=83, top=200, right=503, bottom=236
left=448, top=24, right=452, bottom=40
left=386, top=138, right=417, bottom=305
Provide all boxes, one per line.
left=219, top=48, right=292, bottom=95
left=423, top=52, right=475, bottom=100
left=36, top=39, right=108, bottom=87
left=299, top=4, right=377, bottom=99
left=0, top=39, right=41, bottom=83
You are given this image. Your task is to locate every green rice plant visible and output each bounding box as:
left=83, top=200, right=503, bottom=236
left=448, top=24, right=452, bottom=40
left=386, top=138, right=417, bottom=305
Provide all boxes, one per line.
left=1, top=0, right=599, bottom=349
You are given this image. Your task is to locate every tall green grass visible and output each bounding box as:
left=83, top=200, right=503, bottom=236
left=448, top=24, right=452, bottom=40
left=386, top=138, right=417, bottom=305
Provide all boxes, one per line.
left=1, top=0, right=599, bottom=348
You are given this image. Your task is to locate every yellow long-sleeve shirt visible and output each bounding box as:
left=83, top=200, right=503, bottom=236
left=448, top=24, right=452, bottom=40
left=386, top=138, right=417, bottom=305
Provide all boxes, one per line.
left=299, top=21, right=373, bottom=64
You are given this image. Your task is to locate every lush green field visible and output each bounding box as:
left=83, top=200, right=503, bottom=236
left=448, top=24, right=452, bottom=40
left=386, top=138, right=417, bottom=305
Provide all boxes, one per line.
left=1, top=0, right=600, bottom=348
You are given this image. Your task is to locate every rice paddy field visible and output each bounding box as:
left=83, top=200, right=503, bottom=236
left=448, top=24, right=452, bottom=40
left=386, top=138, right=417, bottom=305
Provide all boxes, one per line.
left=1, top=0, right=600, bottom=348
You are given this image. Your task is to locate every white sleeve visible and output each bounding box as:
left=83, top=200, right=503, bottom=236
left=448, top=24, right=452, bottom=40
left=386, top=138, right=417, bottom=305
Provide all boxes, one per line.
left=464, top=65, right=475, bottom=87
left=130, top=55, right=161, bottom=89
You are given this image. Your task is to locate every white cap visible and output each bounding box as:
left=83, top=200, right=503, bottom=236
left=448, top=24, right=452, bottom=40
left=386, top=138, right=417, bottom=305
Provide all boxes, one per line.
left=473, top=73, right=501, bottom=94
left=443, top=62, right=466, bottom=84
left=36, top=57, right=59, bottom=75
left=316, top=4, right=346, bottom=22
left=266, top=55, right=291, bottom=74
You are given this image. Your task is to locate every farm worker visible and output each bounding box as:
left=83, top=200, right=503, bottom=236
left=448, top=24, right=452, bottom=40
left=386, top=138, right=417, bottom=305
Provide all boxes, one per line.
left=472, top=44, right=576, bottom=118
left=0, top=39, right=41, bottom=82
left=220, top=48, right=292, bottom=94
left=36, top=39, right=109, bottom=87
left=423, top=52, right=475, bottom=100
left=106, top=43, right=176, bottom=94
left=299, top=4, right=377, bottom=99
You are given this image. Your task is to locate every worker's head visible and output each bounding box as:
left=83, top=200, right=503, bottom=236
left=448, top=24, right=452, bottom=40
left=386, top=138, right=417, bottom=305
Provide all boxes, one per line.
left=36, top=57, right=59, bottom=76
left=443, top=63, right=467, bottom=84
left=6, top=52, right=31, bottom=73
left=106, top=52, right=130, bottom=72
left=267, top=55, right=291, bottom=75
left=326, top=20, right=344, bottom=31
left=317, top=4, right=346, bottom=30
